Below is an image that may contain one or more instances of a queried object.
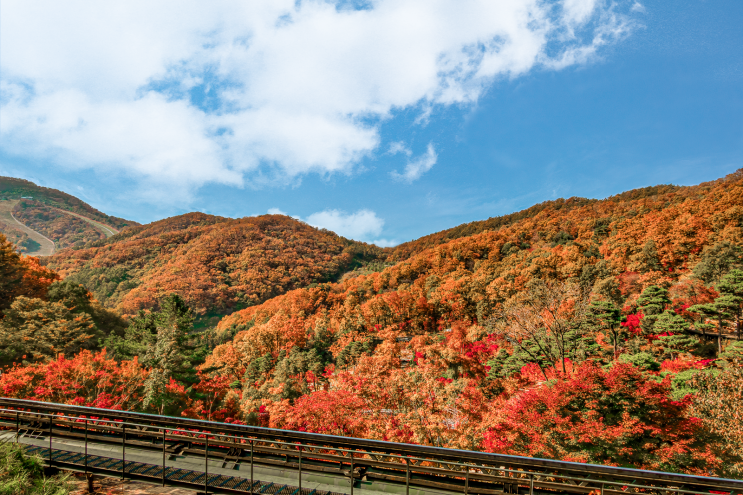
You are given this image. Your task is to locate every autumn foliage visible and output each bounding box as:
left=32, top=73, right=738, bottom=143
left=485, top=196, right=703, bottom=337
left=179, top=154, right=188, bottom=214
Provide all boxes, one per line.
left=481, top=362, right=720, bottom=473
left=0, top=350, right=147, bottom=411
left=45, top=213, right=383, bottom=318
left=2, top=170, right=743, bottom=477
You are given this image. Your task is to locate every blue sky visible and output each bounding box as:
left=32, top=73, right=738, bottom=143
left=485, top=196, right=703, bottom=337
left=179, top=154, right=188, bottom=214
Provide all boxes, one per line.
left=1, top=0, right=741, bottom=246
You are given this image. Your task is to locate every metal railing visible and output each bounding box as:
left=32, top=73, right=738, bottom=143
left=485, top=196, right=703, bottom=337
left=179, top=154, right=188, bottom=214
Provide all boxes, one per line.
left=0, top=398, right=741, bottom=495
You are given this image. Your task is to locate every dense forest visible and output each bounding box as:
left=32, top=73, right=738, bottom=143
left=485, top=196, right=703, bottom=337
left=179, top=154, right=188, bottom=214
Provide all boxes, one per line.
left=44, top=213, right=384, bottom=321
left=0, top=170, right=742, bottom=478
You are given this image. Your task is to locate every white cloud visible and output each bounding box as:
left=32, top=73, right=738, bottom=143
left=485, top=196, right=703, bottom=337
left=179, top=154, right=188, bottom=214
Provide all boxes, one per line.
left=630, top=2, right=646, bottom=13
left=370, top=238, right=400, bottom=248
left=0, top=0, right=638, bottom=203
left=391, top=143, right=437, bottom=182
left=388, top=141, right=412, bottom=157
left=306, top=209, right=384, bottom=241
left=267, top=207, right=288, bottom=215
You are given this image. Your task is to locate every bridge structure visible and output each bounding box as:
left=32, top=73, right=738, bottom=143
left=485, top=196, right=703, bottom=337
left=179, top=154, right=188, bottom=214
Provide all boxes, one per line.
left=0, top=398, right=741, bottom=495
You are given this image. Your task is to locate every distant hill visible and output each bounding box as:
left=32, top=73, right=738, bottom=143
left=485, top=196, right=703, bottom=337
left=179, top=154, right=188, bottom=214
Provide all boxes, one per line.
left=386, top=184, right=683, bottom=262
left=0, top=177, right=137, bottom=230
left=211, top=168, right=743, bottom=366
left=44, top=213, right=385, bottom=322
left=0, top=177, right=139, bottom=255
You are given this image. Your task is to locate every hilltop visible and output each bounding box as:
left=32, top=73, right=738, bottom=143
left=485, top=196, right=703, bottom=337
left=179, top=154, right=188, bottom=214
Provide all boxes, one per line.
left=217, top=170, right=743, bottom=344
left=44, top=213, right=384, bottom=321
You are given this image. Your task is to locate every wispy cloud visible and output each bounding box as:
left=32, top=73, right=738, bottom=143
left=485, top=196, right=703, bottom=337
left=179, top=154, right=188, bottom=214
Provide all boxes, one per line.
left=391, top=143, right=437, bottom=182
left=388, top=141, right=412, bottom=156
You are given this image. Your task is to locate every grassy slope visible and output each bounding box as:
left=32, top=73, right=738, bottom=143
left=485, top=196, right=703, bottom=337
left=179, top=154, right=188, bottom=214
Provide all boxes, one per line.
left=0, top=200, right=55, bottom=256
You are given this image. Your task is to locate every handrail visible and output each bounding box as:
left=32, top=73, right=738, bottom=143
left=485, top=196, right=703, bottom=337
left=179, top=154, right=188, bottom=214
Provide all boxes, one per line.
left=1, top=397, right=741, bottom=494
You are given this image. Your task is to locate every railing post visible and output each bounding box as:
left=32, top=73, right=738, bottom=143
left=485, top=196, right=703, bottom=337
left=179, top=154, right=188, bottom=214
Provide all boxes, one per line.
left=162, top=429, right=166, bottom=487
left=205, top=434, right=209, bottom=494
left=529, top=474, right=534, bottom=495
left=298, top=445, right=302, bottom=492
left=600, top=484, right=604, bottom=495
left=350, top=453, right=354, bottom=495
left=49, top=415, right=53, bottom=467
left=122, top=423, right=126, bottom=480
left=465, top=465, right=469, bottom=495
left=250, top=439, right=254, bottom=494
left=406, top=457, right=410, bottom=495
left=84, top=419, right=88, bottom=474
left=15, top=411, right=19, bottom=444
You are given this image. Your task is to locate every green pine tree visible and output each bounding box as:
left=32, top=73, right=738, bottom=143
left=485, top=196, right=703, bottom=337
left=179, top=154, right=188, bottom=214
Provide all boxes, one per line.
left=637, top=285, right=671, bottom=334
left=0, top=296, right=98, bottom=365
left=689, top=303, right=732, bottom=355
left=654, top=310, right=698, bottom=360
left=142, top=294, right=204, bottom=415
left=0, top=234, right=25, bottom=317
left=717, top=269, right=743, bottom=339
left=692, top=241, right=743, bottom=285
left=588, top=300, right=624, bottom=359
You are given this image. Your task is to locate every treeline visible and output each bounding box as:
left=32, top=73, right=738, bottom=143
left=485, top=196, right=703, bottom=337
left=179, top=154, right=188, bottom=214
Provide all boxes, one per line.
left=13, top=199, right=106, bottom=250
left=44, top=213, right=385, bottom=320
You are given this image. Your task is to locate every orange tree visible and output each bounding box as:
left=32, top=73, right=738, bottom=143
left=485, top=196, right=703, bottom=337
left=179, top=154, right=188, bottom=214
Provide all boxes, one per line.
left=481, top=362, right=726, bottom=475
left=0, top=349, right=147, bottom=410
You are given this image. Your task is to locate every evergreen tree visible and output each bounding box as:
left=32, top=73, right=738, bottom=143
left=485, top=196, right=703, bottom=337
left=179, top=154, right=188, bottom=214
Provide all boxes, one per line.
left=688, top=303, right=732, bottom=355
left=103, top=310, right=158, bottom=361
left=640, top=240, right=663, bottom=272
left=718, top=341, right=743, bottom=365
left=637, top=285, right=671, bottom=334
left=654, top=310, right=697, bottom=360
left=142, top=294, right=204, bottom=414
left=0, top=296, right=97, bottom=365
left=0, top=234, right=25, bottom=317
left=588, top=300, right=624, bottom=359
left=717, top=269, right=743, bottom=339
left=47, top=280, right=127, bottom=338
left=693, top=241, right=743, bottom=285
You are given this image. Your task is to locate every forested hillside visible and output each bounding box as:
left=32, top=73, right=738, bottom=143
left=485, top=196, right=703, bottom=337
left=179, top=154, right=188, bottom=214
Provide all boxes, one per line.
left=44, top=213, right=384, bottom=319
left=0, top=176, right=136, bottom=230
left=387, top=184, right=683, bottom=261
left=1, top=170, right=742, bottom=478
left=201, top=168, right=743, bottom=474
